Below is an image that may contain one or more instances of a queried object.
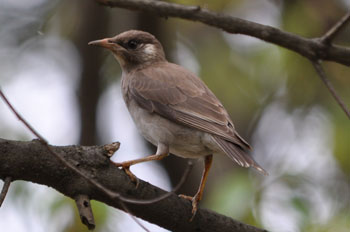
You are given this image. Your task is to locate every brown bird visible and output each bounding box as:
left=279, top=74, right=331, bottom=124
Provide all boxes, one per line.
left=89, top=30, right=267, bottom=217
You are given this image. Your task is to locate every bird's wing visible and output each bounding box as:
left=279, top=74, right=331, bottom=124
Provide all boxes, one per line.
left=128, top=62, right=249, bottom=147
left=127, top=62, right=266, bottom=172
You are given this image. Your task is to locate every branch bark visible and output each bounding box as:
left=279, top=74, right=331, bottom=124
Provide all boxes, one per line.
left=96, top=0, right=350, bottom=66
left=74, top=194, right=95, bottom=230
left=0, top=138, right=266, bottom=232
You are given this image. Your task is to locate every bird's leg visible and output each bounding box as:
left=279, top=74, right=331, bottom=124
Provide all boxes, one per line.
left=179, top=154, right=213, bottom=221
left=113, top=143, right=169, bottom=184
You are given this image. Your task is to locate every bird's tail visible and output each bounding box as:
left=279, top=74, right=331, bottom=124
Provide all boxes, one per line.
left=212, top=135, right=268, bottom=175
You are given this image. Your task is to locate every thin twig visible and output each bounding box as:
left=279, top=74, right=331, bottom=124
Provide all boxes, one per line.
left=0, top=91, right=47, bottom=142
left=116, top=161, right=192, bottom=232
left=74, top=194, right=95, bottom=230
left=311, top=60, right=350, bottom=119
left=119, top=161, right=193, bottom=204
left=0, top=177, right=12, bottom=207
left=120, top=201, right=150, bottom=232
left=321, top=12, right=350, bottom=44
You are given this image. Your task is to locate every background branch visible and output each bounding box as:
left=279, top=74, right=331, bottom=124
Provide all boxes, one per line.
left=0, top=138, right=266, bottom=232
left=96, top=0, right=350, bottom=66
left=95, top=0, right=350, bottom=118
left=321, top=12, right=350, bottom=44
left=311, top=61, right=350, bottom=119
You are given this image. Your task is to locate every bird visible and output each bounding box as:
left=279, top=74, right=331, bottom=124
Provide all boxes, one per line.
left=89, top=30, right=267, bottom=218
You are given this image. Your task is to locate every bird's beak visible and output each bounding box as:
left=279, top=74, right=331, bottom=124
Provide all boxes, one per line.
left=88, top=38, right=114, bottom=50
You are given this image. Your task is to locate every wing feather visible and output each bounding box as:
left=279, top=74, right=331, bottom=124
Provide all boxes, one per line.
left=128, top=62, right=250, bottom=148
left=211, top=135, right=267, bottom=175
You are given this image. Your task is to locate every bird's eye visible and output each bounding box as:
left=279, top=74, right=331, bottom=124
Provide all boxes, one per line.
left=127, top=40, right=138, bottom=50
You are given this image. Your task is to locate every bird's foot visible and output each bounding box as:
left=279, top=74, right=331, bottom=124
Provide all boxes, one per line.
left=179, top=194, right=200, bottom=221
left=113, top=162, right=139, bottom=187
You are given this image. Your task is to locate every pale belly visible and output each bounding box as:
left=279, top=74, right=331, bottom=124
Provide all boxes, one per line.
left=126, top=100, right=218, bottom=159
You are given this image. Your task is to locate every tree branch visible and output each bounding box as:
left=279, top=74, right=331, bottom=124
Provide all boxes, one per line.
left=311, top=60, right=350, bottom=119
left=74, top=194, right=95, bottom=230
left=0, top=177, right=11, bottom=207
left=95, top=0, right=350, bottom=118
left=0, top=138, right=266, bottom=232
left=96, top=0, right=350, bottom=66
left=321, top=12, right=350, bottom=44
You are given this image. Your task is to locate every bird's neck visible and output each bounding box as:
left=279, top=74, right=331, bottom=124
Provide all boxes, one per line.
left=120, top=59, right=166, bottom=74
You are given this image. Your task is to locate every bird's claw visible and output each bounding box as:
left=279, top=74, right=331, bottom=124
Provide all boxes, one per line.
left=179, top=194, right=199, bottom=221
left=114, top=162, right=139, bottom=187
left=178, top=194, right=193, bottom=201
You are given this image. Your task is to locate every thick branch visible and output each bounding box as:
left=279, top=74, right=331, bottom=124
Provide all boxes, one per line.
left=0, top=138, right=266, bottom=232
left=97, top=0, right=350, bottom=66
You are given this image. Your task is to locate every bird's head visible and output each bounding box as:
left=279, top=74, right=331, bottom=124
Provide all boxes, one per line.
left=89, top=30, right=166, bottom=72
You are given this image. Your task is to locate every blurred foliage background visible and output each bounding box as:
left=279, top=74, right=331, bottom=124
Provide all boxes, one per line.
left=0, top=0, right=349, bottom=231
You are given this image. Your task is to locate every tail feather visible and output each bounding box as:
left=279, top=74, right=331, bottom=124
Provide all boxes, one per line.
left=212, top=135, right=268, bottom=175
